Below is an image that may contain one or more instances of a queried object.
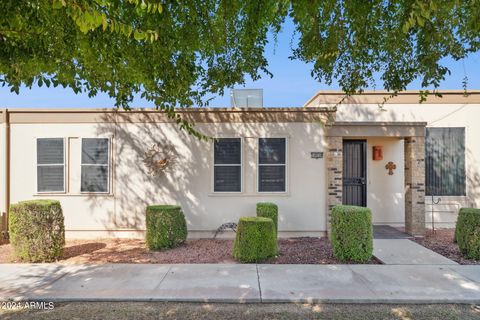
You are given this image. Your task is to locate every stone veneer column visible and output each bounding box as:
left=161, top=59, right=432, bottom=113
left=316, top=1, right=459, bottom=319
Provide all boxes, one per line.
left=326, top=136, right=343, bottom=235
left=404, top=136, right=426, bottom=236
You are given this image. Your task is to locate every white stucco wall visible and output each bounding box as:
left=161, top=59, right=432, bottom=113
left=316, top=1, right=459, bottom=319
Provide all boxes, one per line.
left=7, top=101, right=478, bottom=235
left=366, top=138, right=405, bottom=226
left=0, top=122, right=5, bottom=216
left=9, top=121, right=327, bottom=238
left=335, top=103, right=480, bottom=228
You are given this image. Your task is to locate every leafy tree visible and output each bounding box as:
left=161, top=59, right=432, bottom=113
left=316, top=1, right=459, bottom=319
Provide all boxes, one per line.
left=290, top=0, right=479, bottom=102
left=1, top=1, right=479, bottom=135
left=1, top=0, right=288, bottom=137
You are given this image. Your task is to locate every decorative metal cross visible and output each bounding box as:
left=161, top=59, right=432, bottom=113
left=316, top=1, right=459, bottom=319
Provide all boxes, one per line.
left=385, top=161, right=396, bottom=175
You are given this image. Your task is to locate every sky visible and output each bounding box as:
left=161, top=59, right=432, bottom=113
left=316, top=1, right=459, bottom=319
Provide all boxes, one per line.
left=1, top=18, right=479, bottom=109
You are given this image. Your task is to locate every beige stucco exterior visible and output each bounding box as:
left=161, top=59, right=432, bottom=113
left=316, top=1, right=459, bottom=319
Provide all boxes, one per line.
left=5, top=110, right=332, bottom=238
left=365, top=137, right=405, bottom=226
left=1, top=90, right=479, bottom=239
left=306, top=92, right=480, bottom=228
left=0, top=119, right=5, bottom=224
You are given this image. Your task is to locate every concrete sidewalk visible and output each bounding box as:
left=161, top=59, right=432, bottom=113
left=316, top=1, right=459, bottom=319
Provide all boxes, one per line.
left=1, top=263, right=480, bottom=304
left=373, top=239, right=459, bottom=265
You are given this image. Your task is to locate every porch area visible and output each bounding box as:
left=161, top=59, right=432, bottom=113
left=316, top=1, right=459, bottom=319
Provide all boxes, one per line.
left=373, top=225, right=411, bottom=239
left=326, top=121, right=427, bottom=236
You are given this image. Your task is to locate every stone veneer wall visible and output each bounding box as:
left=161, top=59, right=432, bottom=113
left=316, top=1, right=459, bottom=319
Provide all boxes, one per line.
left=404, top=136, right=426, bottom=236
left=326, top=136, right=343, bottom=233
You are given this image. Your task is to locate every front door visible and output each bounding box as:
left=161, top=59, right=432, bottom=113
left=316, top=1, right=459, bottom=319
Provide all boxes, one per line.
left=343, top=140, right=367, bottom=207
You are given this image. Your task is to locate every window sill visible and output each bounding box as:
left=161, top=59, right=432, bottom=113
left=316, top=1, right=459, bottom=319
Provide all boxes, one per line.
left=34, top=193, right=115, bottom=197
left=208, top=192, right=245, bottom=197
left=255, top=192, right=290, bottom=197
left=208, top=192, right=290, bottom=197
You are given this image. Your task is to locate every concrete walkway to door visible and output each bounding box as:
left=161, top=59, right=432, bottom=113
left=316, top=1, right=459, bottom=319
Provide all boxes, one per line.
left=372, top=225, right=458, bottom=265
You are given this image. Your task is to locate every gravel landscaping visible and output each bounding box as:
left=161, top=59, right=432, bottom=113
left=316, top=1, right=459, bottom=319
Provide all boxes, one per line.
left=0, top=237, right=379, bottom=264
left=413, top=228, right=480, bottom=265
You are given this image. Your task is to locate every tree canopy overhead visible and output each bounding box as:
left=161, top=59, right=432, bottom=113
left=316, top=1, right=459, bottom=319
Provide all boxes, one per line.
left=1, top=0, right=479, bottom=134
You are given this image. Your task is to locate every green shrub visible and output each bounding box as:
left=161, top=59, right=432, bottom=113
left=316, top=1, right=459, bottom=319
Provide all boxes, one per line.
left=146, top=205, right=187, bottom=250
left=455, top=208, right=480, bottom=259
left=256, top=202, right=278, bottom=236
left=232, top=217, right=277, bottom=263
left=9, top=200, right=65, bottom=262
left=330, top=205, right=373, bottom=262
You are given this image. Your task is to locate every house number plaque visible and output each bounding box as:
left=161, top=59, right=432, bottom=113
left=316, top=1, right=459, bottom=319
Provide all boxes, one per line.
left=311, top=152, right=324, bottom=159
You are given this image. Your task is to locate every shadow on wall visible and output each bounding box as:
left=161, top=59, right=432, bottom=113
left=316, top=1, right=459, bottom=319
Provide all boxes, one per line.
left=87, top=112, right=207, bottom=232
left=84, top=111, right=327, bottom=234
left=332, top=102, right=406, bottom=139
left=337, top=100, right=480, bottom=201
left=467, top=149, right=480, bottom=208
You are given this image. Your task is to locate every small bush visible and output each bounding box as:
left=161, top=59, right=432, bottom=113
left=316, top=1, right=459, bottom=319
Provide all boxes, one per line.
left=330, top=205, right=373, bottom=262
left=146, top=205, right=187, bottom=250
left=455, top=208, right=480, bottom=259
left=9, top=200, right=65, bottom=262
left=256, top=202, right=278, bottom=236
left=232, top=217, right=277, bottom=263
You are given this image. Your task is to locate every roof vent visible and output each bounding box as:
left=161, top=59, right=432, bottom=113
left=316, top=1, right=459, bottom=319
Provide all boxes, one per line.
left=230, top=89, right=263, bottom=108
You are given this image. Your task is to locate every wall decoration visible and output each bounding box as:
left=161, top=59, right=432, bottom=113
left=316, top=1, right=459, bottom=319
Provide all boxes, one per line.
left=373, top=146, right=383, bottom=160
left=385, top=161, right=397, bottom=175
left=143, top=143, right=177, bottom=176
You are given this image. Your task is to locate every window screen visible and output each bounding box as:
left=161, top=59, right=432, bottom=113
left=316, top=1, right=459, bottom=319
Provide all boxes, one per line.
left=214, top=138, right=241, bottom=192
left=258, top=138, right=286, bottom=192
left=81, top=138, right=110, bottom=192
left=37, top=138, right=65, bottom=192
left=426, top=127, right=466, bottom=196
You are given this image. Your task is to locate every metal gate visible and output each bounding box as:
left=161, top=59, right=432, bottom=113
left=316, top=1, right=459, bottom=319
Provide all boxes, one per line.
left=343, top=140, right=367, bottom=207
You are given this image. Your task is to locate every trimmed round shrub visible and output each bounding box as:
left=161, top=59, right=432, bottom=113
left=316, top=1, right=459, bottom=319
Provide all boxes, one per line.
left=146, top=205, right=187, bottom=250
left=256, top=202, right=278, bottom=236
left=330, top=205, right=373, bottom=262
left=455, top=208, right=480, bottom=259
left=232, top=217, right=277, bottom=263
left=9, top=200, right=65, bottom=262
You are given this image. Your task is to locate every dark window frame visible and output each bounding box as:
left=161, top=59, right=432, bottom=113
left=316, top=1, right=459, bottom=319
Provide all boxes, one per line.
left=425, top=127, right=466, bottom=196
left=36, top=137, right=66, bottom=193
left=258, top=137, right=287, bottom=193
left=80, top=138, right=111, bottom=194
left=213, top=138, right=242, bottom=193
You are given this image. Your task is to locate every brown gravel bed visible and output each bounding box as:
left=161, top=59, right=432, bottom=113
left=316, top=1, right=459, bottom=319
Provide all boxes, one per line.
left=412, top=229, right=480, bottom=265
left=0, top=237, right=379, bottom=264
left=268, top=237, right=379, bottom=264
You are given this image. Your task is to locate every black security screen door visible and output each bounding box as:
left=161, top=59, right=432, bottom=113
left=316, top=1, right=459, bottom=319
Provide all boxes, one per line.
left=343, top=140, right=367, bottom=207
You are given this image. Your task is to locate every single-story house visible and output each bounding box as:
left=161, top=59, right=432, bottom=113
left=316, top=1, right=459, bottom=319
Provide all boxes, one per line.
left=1, top=90, right=479, bottom=239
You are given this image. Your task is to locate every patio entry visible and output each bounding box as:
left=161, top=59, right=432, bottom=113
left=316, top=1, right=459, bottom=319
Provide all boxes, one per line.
left=342, top=140, right=367, bottom=207
left=326, top=121, right=427, bottom=236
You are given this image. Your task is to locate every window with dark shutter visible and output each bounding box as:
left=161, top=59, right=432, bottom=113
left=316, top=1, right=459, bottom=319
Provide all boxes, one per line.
left=426, top=127, right=466, bottom=196
left=81, top=138, right=110, bottom=193
left=214, top=138, right=241, bottom=192
left=37, top=138, right=65, bottom=192
left=258, top=138, right=286, bottom=192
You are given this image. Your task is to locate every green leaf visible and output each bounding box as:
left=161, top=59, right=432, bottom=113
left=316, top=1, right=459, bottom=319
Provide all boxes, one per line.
left=417, top=16, right=425, bottom=27
left=102, top=14, right=108, bottom=31
left=52, top=0, right=63, bottom=10
left=133, top=30, right=144, bottom=40
left=10, top=86, right=19, bottom=94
